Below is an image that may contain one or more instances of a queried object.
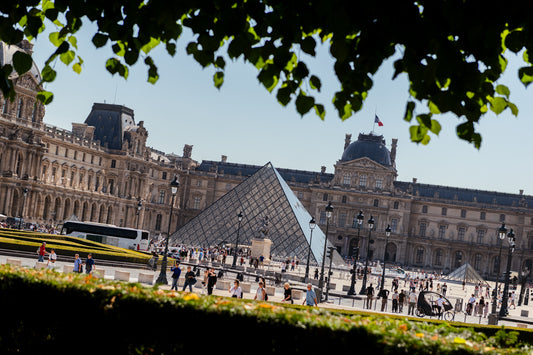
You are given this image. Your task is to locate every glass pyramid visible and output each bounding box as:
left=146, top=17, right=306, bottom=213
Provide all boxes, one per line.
left=170, top=162, right=342, bottom=265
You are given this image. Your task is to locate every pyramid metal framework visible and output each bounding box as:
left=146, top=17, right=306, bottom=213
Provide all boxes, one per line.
left=443, top=263, right=488, bottom=286
left=170, top=162, right=343, bottom=265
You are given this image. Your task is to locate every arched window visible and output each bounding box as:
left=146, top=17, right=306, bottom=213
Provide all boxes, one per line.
left=415, top=247, right=424, bottom=264
left=434, top=249, right=443, bottom=266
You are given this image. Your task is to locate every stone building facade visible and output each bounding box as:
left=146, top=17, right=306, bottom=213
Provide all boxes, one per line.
left=0, top=41, right=532, bottom=277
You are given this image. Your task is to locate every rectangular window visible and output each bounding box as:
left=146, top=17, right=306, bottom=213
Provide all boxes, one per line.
left=477, top=229, right=485, bottom=244
left=359, top=175, right=367, bottom=187
left=416, top=248, right=424, bottom=264
left=480, top=211, right=486, bottom=220
left=322, top=193, right=328, bottom=202
left=162, top=172, right=167, bottom=180
left=319, top=211, right=326, bottom=225
left=375, top=179, right=383, bottom=190
left=297, top=191, right=304, bottom=199
left=193, top=196, right=201, bottom=209
left=419, top=223, right=426, bottom=237
left=393, top=201, right=399, bottom=209
left=343, top=175, right=350, bottom=186
left=111, top=160, right=116, bottom=168
left=461, top=209, right=466, bottom=218
left=373, top=199, right=379, bottom=207
left=391, top=219, right=398, bottom=233
left=422, top=205, right=428, bottom=213
left=458, top=227, right=465, bottom=241
left=159, top=191, right=165, bottom=204
left=155, top=214, right=162, bottom=231
left=338, top=212, right=346, bottom=228
left=438, top=225, right=445, bottom=239
left=499, top=214, right=505, bottom=222
left=441, top=207, right=447, bottom=216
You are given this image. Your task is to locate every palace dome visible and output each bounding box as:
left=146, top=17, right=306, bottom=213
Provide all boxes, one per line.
left=340, top=133, right=392, bottom=166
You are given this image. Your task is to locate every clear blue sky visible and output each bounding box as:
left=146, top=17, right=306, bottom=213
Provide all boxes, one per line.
left=30, top=24, right=533, bottom=195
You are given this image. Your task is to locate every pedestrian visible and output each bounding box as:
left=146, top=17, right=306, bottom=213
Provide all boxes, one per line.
left=73, top=254, right=83, bottom=273
left=281, top=262, right=286, bottom=273
left=182, top=266, right=196, bottom=292
left=483, top=302, right=489, bottom=318
left=282, top=282, right=293, bottom=304
left=254, top=281, right=267, bottom=301
left=229, top=279, right=242, bottom=298
left=207, top=268, right=217, bottom=295
left=398, top=290, right=405, bottom=313
left=408, top=290, right=417, bottom=315
left=435, top=295, right=445, bottom=319
left=510, top=291, right=516, bottom=309
left=442, top=283, right=447, bottom=296
left=467, top=294, right=476, bottom=315
left=366, top=283, right=374, bottom=309
left=302, top=283, right=317, bottom=306
left=380, top=288, right=389, bottom=312
left=37, top=241, right=48, bottom=262
left=314, top=268, right=319, bottom=279
left=170, top=262, right=181, bottom=291
left=392, top=290, right=399, bottom=313
left=478, top=296, right=485, bottom=316
left=47, top=249, right=57, bottom=269
left=84, top=253, right=95, bottom=274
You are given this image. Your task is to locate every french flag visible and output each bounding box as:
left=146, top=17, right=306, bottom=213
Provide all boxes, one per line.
left=375, top=115, right=384, bottom=127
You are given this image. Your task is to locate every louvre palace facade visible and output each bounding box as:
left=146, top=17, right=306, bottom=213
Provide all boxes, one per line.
left=1, top=41, right=532, bottom=277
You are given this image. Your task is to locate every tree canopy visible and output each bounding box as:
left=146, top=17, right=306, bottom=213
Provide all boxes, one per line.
left=1, top=1, right=533, bottom=147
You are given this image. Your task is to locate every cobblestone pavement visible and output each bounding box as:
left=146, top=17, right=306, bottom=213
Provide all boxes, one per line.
left=2, top=253, right=531, bottom=328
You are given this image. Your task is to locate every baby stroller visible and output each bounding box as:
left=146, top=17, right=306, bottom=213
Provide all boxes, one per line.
left=415, top=291, right=455, bottom=321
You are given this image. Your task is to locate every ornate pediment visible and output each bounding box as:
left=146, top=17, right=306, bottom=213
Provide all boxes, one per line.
left=14, top=73, right=40, bottom=91
left=336, top=157, right=393, bottom=172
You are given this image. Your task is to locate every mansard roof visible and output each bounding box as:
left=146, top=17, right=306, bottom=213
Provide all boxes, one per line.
left=394, top=181, right=532, bottom=209
left=196, top=161, right=334, bottom=184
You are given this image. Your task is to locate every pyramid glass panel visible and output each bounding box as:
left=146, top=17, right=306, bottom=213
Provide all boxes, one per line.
left=170, top=163, right=343, bottom=265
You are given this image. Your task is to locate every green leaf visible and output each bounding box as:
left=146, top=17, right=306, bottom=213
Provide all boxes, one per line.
left=488, top=96, right=507, bottom=114
left=507, top=101, right=518, bottom=116
left=429, top=119, right=442, bottom=135
left=295, top=91, right=315, bottom=116
left=276, top=85, right=293, bottom=106
left=409, top=125, right=430, bottom=145
left=518, top=66, right=533, bottom=87
left=495, top=84, right=510, bottom=98
left=60, top=50, right=75, bottom=65
left=49, top=32, right=63, bottom=47
left=12, top=51, right=33, bottom=75
left=41, top=65, right=57, bottom=82
left=428, top=101, right=441, bottom=114
left=92, top=33, right=108, bottom=48
left=36, top=90, right=54, bottom=105
left=141, top=37, right=160, bottom=54
left=213, top=71, right=224, bottom=89
left=72, top=62, right=82, bottom=74
left=314, top=103, right=325, bottom=120
left=301, top=36, right=316, bottom=56
left=309, top=75, right=321, bottom=91
left=214, top=56, right=225, bottom=70
left=68, top=36, right=78, bottom=49
left=403, top=101, right=415, bottom=122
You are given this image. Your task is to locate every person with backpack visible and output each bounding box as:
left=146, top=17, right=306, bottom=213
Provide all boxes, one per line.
left=229, top=279, right=242, bottom=298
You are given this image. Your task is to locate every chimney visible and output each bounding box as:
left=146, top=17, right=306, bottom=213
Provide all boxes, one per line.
left=344, top=134, right=352, bottom=150
left=412, top=178, right=417, bottom=184
left=221, top=155, right=227, bottom=163
left=321, top=166, right=326, bottom=174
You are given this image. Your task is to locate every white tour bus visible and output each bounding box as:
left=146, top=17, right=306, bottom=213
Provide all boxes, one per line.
left=60, top=221, right=150, bottom=251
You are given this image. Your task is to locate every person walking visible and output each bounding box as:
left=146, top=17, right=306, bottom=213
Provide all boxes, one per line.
left=282, top=282, right=293, bottom=304
left=73, top=254, right=83, bottom=273
left=170, top=262, right=181, bottom=291
left=510, top=291, right=516, bottom=309
left=37, top=242, right=48, bottom=262
left=408, top=290, right=417, bottom=316
left=84, top=253, right=95, bottom=274
left=366, top=283, right=375, bottom=309
left=229, top=280, right=242, bottom=298
left=303, top=283, right=317, bottom=306
left=391, top=290, right=399, bottom=313
left=182, top=266, right=196, bottom=292
left=398, top=290, right=406, bottom=313
left=442, top=283, right=448, bottom=296
left=47, top=249, right=57, bottom=269
left=254, top=281, right=267, bottom=301
left=207, top=268, right=217, bottom=295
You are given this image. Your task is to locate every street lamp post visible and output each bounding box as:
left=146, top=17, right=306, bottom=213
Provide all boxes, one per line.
left=489, top=223, right=508, bottom=325
left=499, top=228, right=516, bottom=318
left=231, top=211, right=243, bottom=268
left=380, top=225, right=392, bottom=292
left=18, top=188, right=28, bottom=230
left=156, top=175, right=180, bottom=285
left=304, top=217, right=316, bottom=281
left=348, top=211, right=364, bottom=295
left=359, top=215, right=375, bottom=295
left=518, top=267, right=530, bottom=306
left=318, top=202, right=333, bottom=300
left=136, top=199, right=143, bottom=229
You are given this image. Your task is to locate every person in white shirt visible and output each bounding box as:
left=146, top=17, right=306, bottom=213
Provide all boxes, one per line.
left=229, top=280, right=243, bottom=298
left=47, top=249, right=57, bottom=269
left=408, top=291, right=417, bottom=315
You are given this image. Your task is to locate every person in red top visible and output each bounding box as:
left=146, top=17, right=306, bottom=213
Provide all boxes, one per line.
left=37, top=242, right=48, bottom=262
